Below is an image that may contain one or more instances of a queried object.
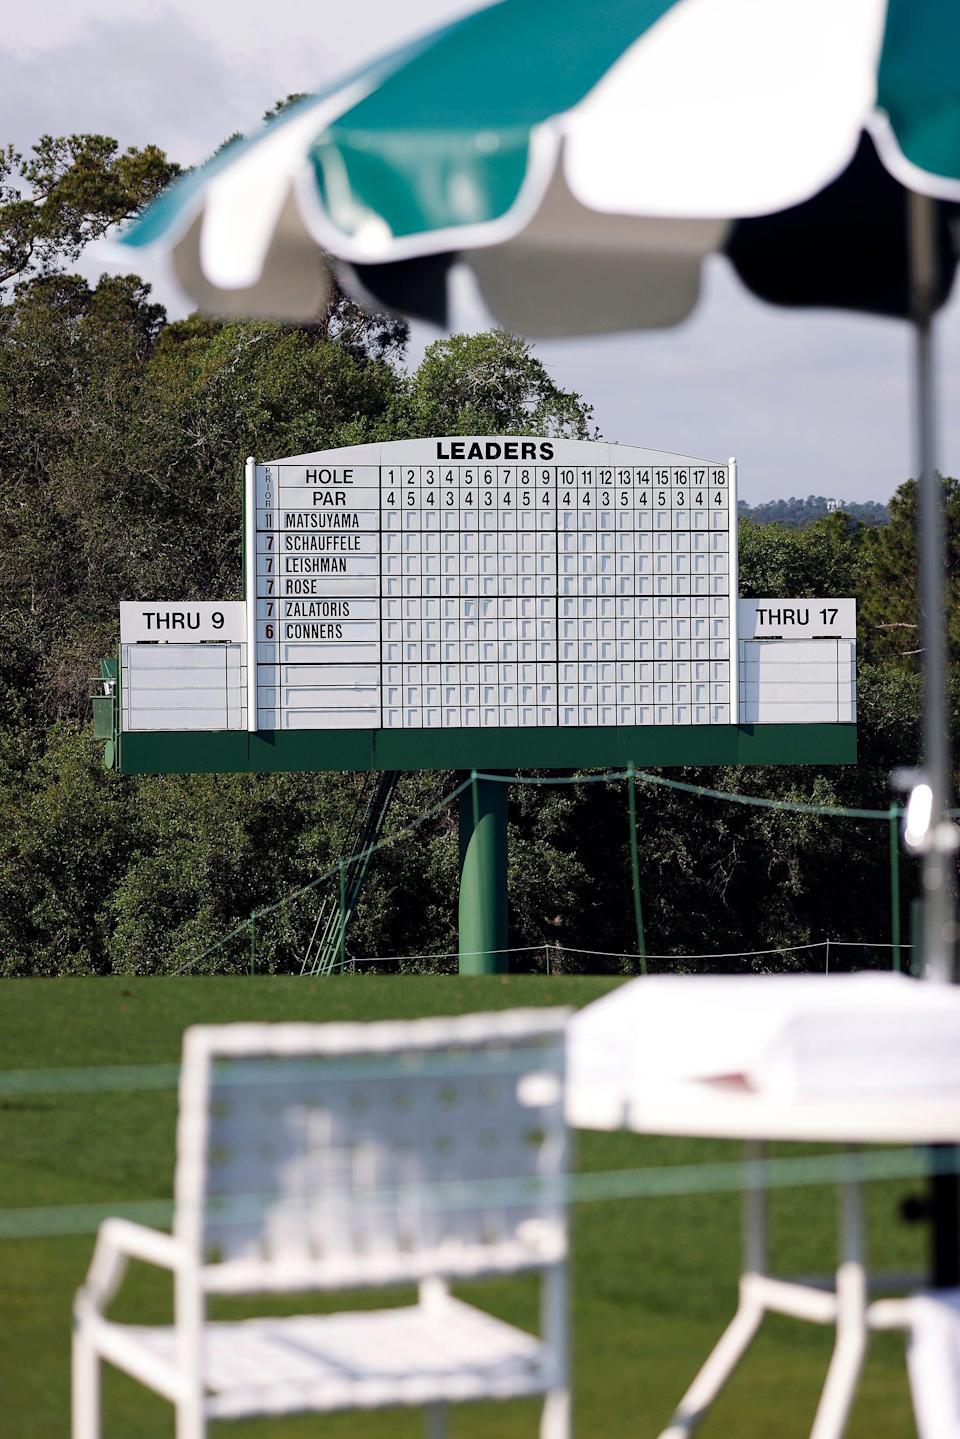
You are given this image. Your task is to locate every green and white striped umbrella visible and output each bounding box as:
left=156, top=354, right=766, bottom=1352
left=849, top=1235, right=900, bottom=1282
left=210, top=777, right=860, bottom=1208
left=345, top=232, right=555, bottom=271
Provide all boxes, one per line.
left=119, top=0, right=960, bottom=333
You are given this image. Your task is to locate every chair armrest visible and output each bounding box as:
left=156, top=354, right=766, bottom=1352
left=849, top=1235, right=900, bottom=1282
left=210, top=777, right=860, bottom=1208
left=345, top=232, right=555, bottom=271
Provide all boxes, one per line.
left=76, top=1218, right=187, bottom=1316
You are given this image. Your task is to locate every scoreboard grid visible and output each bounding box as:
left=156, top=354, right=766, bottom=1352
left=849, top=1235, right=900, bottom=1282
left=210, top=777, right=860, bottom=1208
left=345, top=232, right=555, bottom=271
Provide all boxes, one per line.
left=248, top=441, right=737, bottom=734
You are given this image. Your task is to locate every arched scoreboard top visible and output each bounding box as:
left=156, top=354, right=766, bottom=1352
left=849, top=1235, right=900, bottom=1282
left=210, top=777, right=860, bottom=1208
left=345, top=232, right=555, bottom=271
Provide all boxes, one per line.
left=262, top=437, right=723, bottom=467
left=110, top=437, right=856, bottom=774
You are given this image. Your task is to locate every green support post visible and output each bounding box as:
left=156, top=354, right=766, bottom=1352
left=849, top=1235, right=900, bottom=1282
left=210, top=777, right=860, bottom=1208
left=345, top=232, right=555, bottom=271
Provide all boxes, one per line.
left=626, top=763, right=648, bottom=975
left=889, top=802, right=902, bottom=972
left=338, top=861, right=347, bottom=974
left=458, top=771, right=508, bottom=974
left=249, top=915, right=256, bottom=976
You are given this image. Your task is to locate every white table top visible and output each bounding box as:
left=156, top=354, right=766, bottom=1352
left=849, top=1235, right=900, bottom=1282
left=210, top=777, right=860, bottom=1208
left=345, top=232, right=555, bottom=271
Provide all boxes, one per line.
left=566, top=972, right=960, bottom=1143
left=567, top=1076, right=960, bottom=1143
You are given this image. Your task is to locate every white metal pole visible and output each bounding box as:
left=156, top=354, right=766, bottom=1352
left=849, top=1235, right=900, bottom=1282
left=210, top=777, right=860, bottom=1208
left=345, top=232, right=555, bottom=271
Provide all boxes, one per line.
left=744, top=1139, right=766, bottom=1276
left=809, top=1159, right=867, bottom=1439
left=728, top=457, right=739, bottom=725
left=244, top=457, right=258, bottom=734
left=657, top=1141, right=766, bottom=1439
left=539, top=1262, right=570, bottom=1439
left=909, top=194, right=954, bottom=984
left=909, top=191, right=960, bottom=1292
left=71, top=1325, right=101, bottom=1439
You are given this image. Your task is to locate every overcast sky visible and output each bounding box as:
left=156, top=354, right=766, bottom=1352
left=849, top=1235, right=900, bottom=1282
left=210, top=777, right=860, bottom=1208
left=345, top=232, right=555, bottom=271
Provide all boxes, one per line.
left=4, top=0, right=959, bottom=506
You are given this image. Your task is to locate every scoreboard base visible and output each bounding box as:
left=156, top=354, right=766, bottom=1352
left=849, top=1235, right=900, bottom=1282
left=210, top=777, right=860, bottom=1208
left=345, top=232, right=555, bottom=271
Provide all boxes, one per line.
left=115, top=724, right=856, bottom=775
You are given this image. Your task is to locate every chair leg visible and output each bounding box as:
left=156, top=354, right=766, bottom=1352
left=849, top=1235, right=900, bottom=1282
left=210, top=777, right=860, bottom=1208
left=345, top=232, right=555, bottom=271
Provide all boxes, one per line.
left=541, top=1386, right=571, bottom=1439
left=657, top=1298, right=763, bottom=1438
left=72, top=1325, right=100, bottom=1439
left=425, top=1402, right=447, bottom=1439
left=809, top=1169, right=868, bottom=1439
left=176, top=1399, right=206, bottom=1439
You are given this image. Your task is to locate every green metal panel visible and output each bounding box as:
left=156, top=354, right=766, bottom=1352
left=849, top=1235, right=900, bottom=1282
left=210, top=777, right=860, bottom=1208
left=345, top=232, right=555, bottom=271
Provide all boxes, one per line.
left=91, top=696, right=115, bottom=740
left=116, top=723, right=857, bottom=776
left=119, top=730, right=251, bottom=774
left=312, top=0, right=677, bottom=242
left=731, top=724, right=857, bottom=765
left=458, top=774, right=508, bottom=974
left=249, top=729, right=373, bottom=773
left=93, top=656, right=119, bottom=766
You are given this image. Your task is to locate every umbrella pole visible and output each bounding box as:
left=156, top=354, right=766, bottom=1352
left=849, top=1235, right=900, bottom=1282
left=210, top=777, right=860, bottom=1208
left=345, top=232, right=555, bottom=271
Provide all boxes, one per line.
left=909, top=192, right=955, bottom=986
left=909, top=190, right=959, bottom=1288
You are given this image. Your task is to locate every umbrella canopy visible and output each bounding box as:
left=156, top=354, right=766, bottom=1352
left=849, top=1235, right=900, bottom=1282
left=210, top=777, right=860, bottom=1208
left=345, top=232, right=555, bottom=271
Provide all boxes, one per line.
left=119, top=0, right=960, bottom=332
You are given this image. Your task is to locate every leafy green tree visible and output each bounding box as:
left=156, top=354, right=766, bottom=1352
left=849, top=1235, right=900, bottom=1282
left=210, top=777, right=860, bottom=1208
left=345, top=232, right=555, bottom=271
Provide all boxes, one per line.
left=306, top=287, right=409, bottom=364
left=857, top=476, right=960, bottom=670
left=102, top=770, right=461, bottom=977
left=738, top=495, right=888, bottom=528
left=0, top=272, right=167, bottom=718
left=737, top=511, right=863, bottom=599
left=0, top=135, right=178, bottom=287
left=264, top=95, right=310, bottom=122
left=0, top=727, right=138, bottom=974
left=0, top=122, right=947, bottom=978
left=0, top=279, right=412, bottom=725
left=405, top=330, right=595, bottom=438
left=0, top=216, right=597, bottom=973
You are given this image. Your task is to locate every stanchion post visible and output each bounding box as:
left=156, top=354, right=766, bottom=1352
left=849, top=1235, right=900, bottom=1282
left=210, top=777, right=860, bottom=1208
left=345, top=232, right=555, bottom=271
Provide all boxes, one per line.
left=889, top=803, right=902, bottom=972
left=911, top=898, right=925, bottom=978
left=458, top=770, right=508, bottom=975
left=249, top=915, right=256, bottom=976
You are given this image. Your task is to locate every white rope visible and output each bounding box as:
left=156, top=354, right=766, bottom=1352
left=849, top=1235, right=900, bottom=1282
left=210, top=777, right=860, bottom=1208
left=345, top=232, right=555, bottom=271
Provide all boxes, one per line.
left=341, top=939, right=911, bottom=967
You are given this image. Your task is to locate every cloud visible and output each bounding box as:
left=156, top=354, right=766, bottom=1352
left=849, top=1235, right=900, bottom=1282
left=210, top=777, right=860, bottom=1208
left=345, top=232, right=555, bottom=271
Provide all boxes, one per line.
left=537, top=259, right=960, bottom=504
left=0, top=9, right=312, bottom=166
left=0, top=0, right=480, bottom=164
left=6, top=0, right=960, bottom=502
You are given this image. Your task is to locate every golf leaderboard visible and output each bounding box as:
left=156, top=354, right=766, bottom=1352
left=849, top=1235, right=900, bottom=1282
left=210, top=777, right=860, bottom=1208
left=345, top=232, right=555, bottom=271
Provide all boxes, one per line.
left=104, top=436, right=857, bottom=774
left=251, top=438, right=736, bottom=733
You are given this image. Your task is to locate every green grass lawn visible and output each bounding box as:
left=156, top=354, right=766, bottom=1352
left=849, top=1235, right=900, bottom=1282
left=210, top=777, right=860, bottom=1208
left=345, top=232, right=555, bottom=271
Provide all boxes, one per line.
left=0, top=977, right=924, bottom=1438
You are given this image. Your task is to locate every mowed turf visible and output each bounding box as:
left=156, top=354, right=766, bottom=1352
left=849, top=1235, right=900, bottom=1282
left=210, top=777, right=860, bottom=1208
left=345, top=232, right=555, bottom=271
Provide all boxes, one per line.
left=0, top=977, right=923, bottom=1439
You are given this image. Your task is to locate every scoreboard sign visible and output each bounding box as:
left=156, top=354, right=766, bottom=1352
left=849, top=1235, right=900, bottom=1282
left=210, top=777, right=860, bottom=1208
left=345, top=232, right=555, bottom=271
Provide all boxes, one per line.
left=247, top=438, right=738, bottom=733
left=737, top=598, right=856, bottom=725
left=110, top=436, right=858, bottom=774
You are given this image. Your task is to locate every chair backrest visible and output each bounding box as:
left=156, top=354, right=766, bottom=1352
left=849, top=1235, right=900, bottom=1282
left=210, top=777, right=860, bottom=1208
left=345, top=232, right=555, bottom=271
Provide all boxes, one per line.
left=174, top=1010, right=569, bottom=1295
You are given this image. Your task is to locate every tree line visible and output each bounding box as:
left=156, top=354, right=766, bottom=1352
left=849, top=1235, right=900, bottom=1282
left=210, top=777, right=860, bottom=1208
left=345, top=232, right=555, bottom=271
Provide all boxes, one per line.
left=1, top=129, right=958, bottom=976
left=738, top=496, right=890, bottom=528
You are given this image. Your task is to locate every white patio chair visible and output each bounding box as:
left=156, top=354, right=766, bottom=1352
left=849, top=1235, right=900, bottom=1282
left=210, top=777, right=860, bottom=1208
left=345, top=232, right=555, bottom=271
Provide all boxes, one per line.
left=72, top=1009, right=570, bottom=1439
